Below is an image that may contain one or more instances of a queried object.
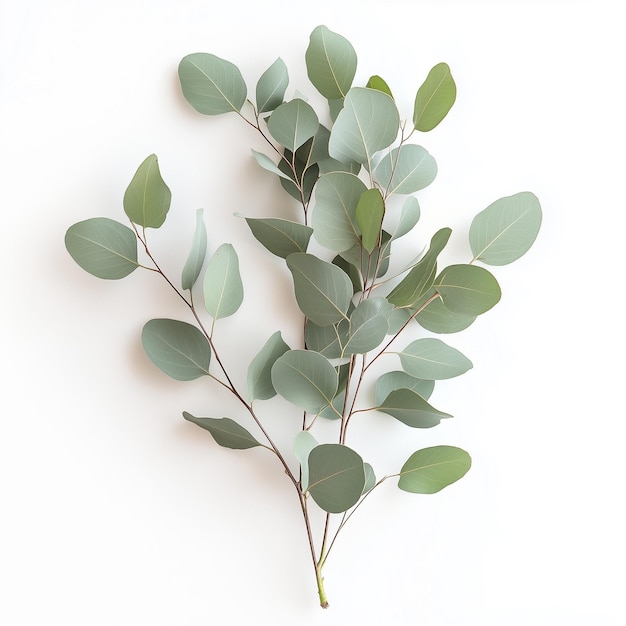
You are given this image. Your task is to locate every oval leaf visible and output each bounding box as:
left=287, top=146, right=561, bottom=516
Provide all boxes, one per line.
left=378, top=388, right=451, bottom=428
left=268, top=99, right=319, bottom=152
left=142, top=319, right=211, bottom=381
left=375, top=371, right=435, bottom=406
left=413, top=62, right=456, bottom=132
left=435, top=264, right=501, bottom=315
left=415, top=296, right=476, bottom=334
left=343, top=298, right=393, bottom=355
left=366, top=75, right=393, bottom=99
left=329, top=88, right=400, bottom=165
left=181, top=209, right=208, bottom=290
left=178, top=53, right=247, bottom=115
left=183, top=413, right=261, bottom=450
left=362, top=462, right=377, bottom=495
left=256, top=57, right=289, bottom=114
left=470, top=192, right=542, bottom=265
left=65, top=217, right=139, bottom=280
left=123, top=154, right=171, bottom=229
left=271, top=349, right=338, bottom=412
left=305, top=25, right=357, bottom=100
left=356, top=188, right=385, bottom=253
left=286, top=253, right=352, bottom=326
left=393, top=196, right=421, bottom=240
left=247, top=331, right=290, bottom=401
left=398, top=337, right=472, bottom=380
left=304, top=317, right=349, bottom=359
left=398, top=445, right=471, bottom=494
left=294, top=431, right=318, bottom=491
left=245, top=216, right=313, bottom=258
left=375, top=144, right=437, bottom=195
left=203, top=243, right=244, bottom=319
left=307, top=444, right=365, bottom=513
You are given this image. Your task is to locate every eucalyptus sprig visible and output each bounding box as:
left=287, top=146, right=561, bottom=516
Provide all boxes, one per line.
left=65, top=25, right=542, bottom=608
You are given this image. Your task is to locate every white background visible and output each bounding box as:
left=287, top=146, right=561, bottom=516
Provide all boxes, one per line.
left=2, top=1, right=625, bottom=624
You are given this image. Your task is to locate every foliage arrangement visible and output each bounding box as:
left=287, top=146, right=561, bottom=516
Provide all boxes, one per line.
left=65, top=25, right=542, bottom=608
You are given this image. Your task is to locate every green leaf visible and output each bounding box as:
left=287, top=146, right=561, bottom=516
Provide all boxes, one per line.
left=245, top=217, right=313, bottom=258
left=469, top=192, right=542, bottom=265
left=278, top=151, right=319, bottom=203
left=332, top=255, right=363, bottom=294
left=286, top=253, right=352, bottom=326
left=178, top=53, right=247, bottom=115
left=362, top=462, right=376, bottom=494
left=387, top=227, right=451, bottom=307
left=434, top=264, right=501, bottom=315
left=123, top=154, right=171, bottom=229
left=251, top=149, right=293, bottom=181
left=183, top=413, right=261, bottom=449
left=203, top=243, right=244, bottom=319
left=304, top=317, right=349, bottom=359
left=268, top=99, right=319, bottom=152
left=343, top=298, right=393, bottom=355
left=181, top=209, right=208, bottom=290
left=413, top=62, right=456, bottom=131
left=65, top=217, right=139, bottom=280
left=312, top=171, right=366, bottom=252
left=271, top=349, right=338, bottom=412
left=415, top=296, right=476, bottom=334
left=341, top=230, right=392, bottom=282
left=256, top=57, right=288, bottom=114
left=329, top=88, right=400, bottom=166
left=375, top=371, right=435, bottom=406
left=307, top=444, right=365, bottom=513
left=366, top=75, right=393, bottom=98
left=328, top=97, right=344, bottom=123
left=305, top=25, right=357, bottom=99
left=375, top=144, right=437, bottom=194
left=142, top=319, right=211, bottom=381
left=398, top=446, right=471, bottom=494
left=294, top=431, right=318, bottom=491
left=247, top=331, right=290, bottom=401
left=378, top=388, right=451, bottom=428
left=356, top=188, right=385, bottom=253
left=398, top=337, right=472, bottom=380
left=392, top=196, right=421, bottom=240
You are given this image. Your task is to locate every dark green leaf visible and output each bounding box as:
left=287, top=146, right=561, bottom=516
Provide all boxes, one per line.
left=398, top=446, right=471, bottom=493
left=413, top=62, right=456, bottom=131
left=123, top=154, right=171, bottom=229
left=378, top=388, right=451, bottom=428
left=203, top=243, right=244, bottom=319
left=245, top=217, right=313, bottom=258
left=356, top=188, right=385, bottom=253
left=398, top=338, right=472, bottom=380
left=435, top=264, right=501, bottom=315
left=247, top=331, right=290, bottom=401
left=256, top=57, right=289, bottom=114
left=181, top=209, right=208, bottom=290
left=183, top=413, right=261, bottom=449
left=332, top=255, right=363, bottom=294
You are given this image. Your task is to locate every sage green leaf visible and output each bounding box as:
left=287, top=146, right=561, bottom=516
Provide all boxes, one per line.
left=271, top=349, right=338, bottom=412
left=375, top=371, right=435, bottom=406
left=375, top=144, right=437, bottom=195
left=278, top=152, right=319, bottom=203
left=413, top=62, right=456, bottom=131
left=469, top=192, right=542, bottom=265
left=387, top=227, right=451, bottom=307
left=142, top=319, right=211, bottom=381
left=286, top=253, right=352, bottom=326
left=399, top=338, right=472, bottom=380
left=318, top=388, right=345, bottom=420
left=294, top=431, right=318, bottom=491
left=416, top=296, right=476, bottom=334
left=342, top=230, right=392, bottom=282
left=362, top=462, right=376, bottom=494
left=203, top=243, right=243, bottom=319
left=181, top=209, right=207, bottom=290
left=434, top=264, right=501, bottom=315
left=183, top=412, right=261, bottom=449
left=65, top=217, right=139, bottom=280
left=366, top=75, right=393, bottom=99
left=251, top=149, right=293, bottom=181
left=123, top=154, right=171, bottom=229
left=305, top=25, right=357, bottom=100
left=328, top=97, right=344, bottom=123
left=307, top=444, right=365, bottom=513
left=378, top=388, right=451, bottom=428
left=312, top=171, right=366, bottom=252
left=393, top=196, right=421, bottom=240
left=305, top=318, right=349, bottom=359
left=178, top=53, right=247, bottom=115
left=256, top=57, right=288, bottom=114
left=332, top=255, right=363, bottom=294
left=245, top=217, right=313, bottom=258
left=398, top=445, right=471, bottom=494
left=318, top=156, right=360, bottom=175
left=329, top=88, right=400, bottom=166
left=343, top=298, right=393, bottom=355
left=268, top=99, right=319, bottom=152
left=356, top=188, right=385, bottom=253
left=247, top=331, right=290, bottom=401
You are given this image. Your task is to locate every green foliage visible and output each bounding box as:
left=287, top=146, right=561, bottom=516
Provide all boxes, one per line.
left=65, top=25, right=542, bottom=609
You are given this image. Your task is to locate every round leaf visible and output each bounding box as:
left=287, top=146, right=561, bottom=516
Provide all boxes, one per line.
left=142, top=319, right=211, bottom=381
left=181, top=209, right=208, bottom=290
left=366, top=75, right=393, bottom=99
left=65, top=217, right=139, bottom=280
left=398, top=446, right=471, bottom=494
left=435, top=264, right=501, bottom=315
left=123, top=154, right=171, bottom=229
left=375, top=144, right=437, bottom=195
left=178, top=53, right=247, bottom=115
left=398, top=337, right=472, bottom=380
left=203, top=244, right=244, bottom=320
left=307, top=444, right=365, bottom=513
left=343, top=298, right=393, bottom=355
left=256, top=57, right=288, bottom=114
left=183, top=413, right=261, bottom=450
left=413, top=62, right=456, bottom=132
left=268, top=99, right=319, bottom=152
left=415, top=296, right=476, bottom=334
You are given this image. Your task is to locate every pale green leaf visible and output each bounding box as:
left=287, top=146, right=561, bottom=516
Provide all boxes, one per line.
left=123, top=154, right=171, bottom=229
left=375, top=144, right=437, bottom=194
left=178, top=53, right=247, bottom=115
left=393, top=196, right=421, bottom=240
left=398, top=337, right=472, bottom=380
left=375, top=371, right=434, bottom=406
left=356, top=188, right=385, bottom=253
left=256, top=57, right=288, bottom=113
left=181, top=209, right=208, bottom=290
left=378, top=388, right=451, bottom=428
left=307, top=444, right=365, bottom=513
left=294, top=431, right=318, bottom=491
left=251, top=149, right=293, bottom=181
left=362, top=462, right=376, bottom=494
left=203, top=243, right=244, bottom=319
left=413, top=62, right=456, bottom=131
left=247, top=331, right=290, bottom=401
left=65, top=217, right=139, bottom=280
left=398, top=446, right=471, bottom=493
left=415, top=296, right=476, bottom=334
left=142, top=319, right=211, bottom=381
left=435, top=264, right=501, bottom=315
left=470, top=192, right=542, bottom=265
left=245, top=216, right=313, bottom=258
left=183, top=413, right=261, bottom=449
left=268, top=99, right=319, bottom=152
